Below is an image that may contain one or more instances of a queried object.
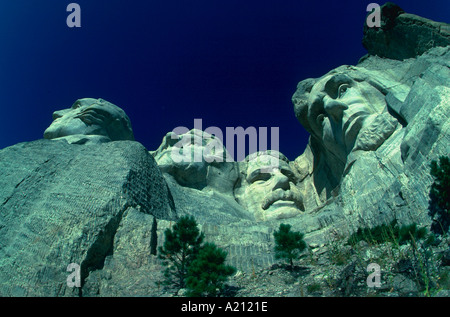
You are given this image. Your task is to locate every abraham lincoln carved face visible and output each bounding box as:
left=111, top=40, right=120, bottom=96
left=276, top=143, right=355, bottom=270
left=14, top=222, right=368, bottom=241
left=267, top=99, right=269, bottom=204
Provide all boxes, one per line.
left=293, top=69, right=398, bottom=164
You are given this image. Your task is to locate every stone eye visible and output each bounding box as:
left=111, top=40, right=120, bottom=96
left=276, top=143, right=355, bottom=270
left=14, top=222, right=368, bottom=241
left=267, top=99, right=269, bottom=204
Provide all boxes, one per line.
left=249, top=170, right=271, bottom=183
left=316, top=113, right=325, bottom=126
left=338, top=84, right=350, bottom=98
left=281, top=169, right=296, bottom=182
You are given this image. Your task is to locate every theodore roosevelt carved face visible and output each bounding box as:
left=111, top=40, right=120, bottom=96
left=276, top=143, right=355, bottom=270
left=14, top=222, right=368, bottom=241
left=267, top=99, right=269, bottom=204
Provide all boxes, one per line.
left=234, top=151, right=304, bottom=222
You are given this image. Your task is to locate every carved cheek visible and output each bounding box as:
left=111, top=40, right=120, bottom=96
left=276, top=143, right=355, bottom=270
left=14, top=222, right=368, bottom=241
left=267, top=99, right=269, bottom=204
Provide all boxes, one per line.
left=59, top=118, right=89, bottom=136
left=247, top=181, right=270, bottom=201
left=357, top=85, right=386, bottom=114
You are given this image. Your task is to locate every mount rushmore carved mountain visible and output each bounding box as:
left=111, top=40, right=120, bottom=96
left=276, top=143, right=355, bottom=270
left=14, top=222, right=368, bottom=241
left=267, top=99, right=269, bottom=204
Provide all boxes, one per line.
left=0, top=4, right=449, bottom=296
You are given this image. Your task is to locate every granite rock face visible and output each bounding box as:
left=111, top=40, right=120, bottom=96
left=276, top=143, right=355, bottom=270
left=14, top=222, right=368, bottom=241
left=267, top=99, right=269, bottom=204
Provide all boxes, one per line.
left=0, top=139, right=176, bottom=296
left=151, top=130, right=279, bottom=275
left=289, top=45, right=450, bottom=243
left=0, top=5, right=449, bottom=297
left=151, top=128, right=238, bottom=194
left=44, top=98, right=135, bottom=145
left=234, top=151, right=305, bottom=222
left=362, top=2, right=450, bottom=60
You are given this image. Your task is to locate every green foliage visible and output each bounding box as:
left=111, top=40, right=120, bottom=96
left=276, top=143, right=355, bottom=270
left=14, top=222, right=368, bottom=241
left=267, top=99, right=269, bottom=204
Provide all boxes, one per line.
left=150, top=217, right=158, bottom=256
left=306, top=283, right=321, bottom=294
left=328, top=233, right=351, bottom=266
left=347, top=220, right=442, bottom=296
left=347, top=220, right=399, bottom=246
left=273, top=223, right=307, bottom=268
left=429, top=156, right=450, bottom=234
left=348, top=220, right=434, bottom=247
left=185, top=242, right=236, bottom=297
left=158, top=215, right=204, bottom=289
left=399, top=225, right=439, bottom=297
left=398, top=223, right=427, bottom=245
left=158, top=215, right=235, bottom=296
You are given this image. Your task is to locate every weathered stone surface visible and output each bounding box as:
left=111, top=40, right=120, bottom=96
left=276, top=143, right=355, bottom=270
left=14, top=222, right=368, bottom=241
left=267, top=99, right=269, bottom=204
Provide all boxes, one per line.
left=0, top=139, right=176, bottom=296
left=151, top=129, right=237, bottom=194
left=362, top=2, right=450, bottom=60
left=234, top=151, right=304, bottom=222
left=82, top=209, right=174, bottom=296
left=150, top=128, right=284, bottom=274
left=1, top=6, right=449, bottom=297
left=162, top=173, right=277, bottom=273
left=290, top=46, right=450, bottom=238
left=44, top=98, right=135, bottom=144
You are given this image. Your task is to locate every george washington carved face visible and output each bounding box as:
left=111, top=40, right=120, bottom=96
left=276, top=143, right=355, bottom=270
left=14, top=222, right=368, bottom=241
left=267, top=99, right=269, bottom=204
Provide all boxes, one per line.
left=44, top=98, right=134, bottom=143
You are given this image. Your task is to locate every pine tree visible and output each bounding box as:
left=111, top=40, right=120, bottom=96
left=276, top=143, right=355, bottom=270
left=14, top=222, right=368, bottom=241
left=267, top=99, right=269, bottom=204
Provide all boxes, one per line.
left=185, top=242, right=236, bottom=297
left=273, top=223, right=307, bottom=269
left=158, top=215, right=204, bottom=289
left=150, top=217, right=158, bottom=256
left=429, top=156, right=450, bottom=234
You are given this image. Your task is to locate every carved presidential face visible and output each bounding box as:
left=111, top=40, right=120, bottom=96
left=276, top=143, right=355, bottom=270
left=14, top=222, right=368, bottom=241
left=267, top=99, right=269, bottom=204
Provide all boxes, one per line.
left=235, top=152, right=304, bottom=222
left=152, top=129, right=237, bottom=193
left=44, top=98, right=134, bottom=142
left=294, top=71, right=395, bottom=162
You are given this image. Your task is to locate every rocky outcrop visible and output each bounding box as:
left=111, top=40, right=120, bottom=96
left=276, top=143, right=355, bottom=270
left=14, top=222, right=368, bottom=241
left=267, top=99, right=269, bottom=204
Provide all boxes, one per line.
left=0, top=4, right=448, bottom=297
left=289, top=44, right=449, bottom=245
left=0, top=139, right=176, bottom=296
left=362, top=2, right=450, bottom=60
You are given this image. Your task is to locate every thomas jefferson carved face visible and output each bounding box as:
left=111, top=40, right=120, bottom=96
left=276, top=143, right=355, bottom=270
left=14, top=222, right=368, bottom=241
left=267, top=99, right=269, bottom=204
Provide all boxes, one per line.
left=235, top=151, right=304, bottom=222
left=44, top=98, right=134, bottom=143
left=293, top=71, right=397, bottom=162
left=152, top=129, right=238, bottom=193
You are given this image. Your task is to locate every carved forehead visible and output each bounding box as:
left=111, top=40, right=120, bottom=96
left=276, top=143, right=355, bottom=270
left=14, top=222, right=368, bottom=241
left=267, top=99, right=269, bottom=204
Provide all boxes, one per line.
left=245, top=151, right=290, bottom=173
left=74, top=98, right=125, bottom=114
left=315, top=73, right=354, bottom=95
left=293, top=67, right=386, bottom=132
left=295, top=67, right=367, bottom=99
left=247, top=156, right=290, bottom=172
left=71, top=98, right=99, bottom=109
left=163, top=129, right=226, bottom=149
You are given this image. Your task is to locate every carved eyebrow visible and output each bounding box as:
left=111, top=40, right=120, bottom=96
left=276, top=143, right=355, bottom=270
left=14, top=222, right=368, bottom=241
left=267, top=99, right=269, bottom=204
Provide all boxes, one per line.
left=247, top=167, right=262, bottom=177
left=71, top=102, right=82, bottom=109
left=280, top=167, right=295, bottom=177
left=247, top=168, right=268, bottom=182
left=324, top=74, right=353, bottom=98
left=248, top=171, right=272, bottom=184
left=75, top=107, right=109, bottom=125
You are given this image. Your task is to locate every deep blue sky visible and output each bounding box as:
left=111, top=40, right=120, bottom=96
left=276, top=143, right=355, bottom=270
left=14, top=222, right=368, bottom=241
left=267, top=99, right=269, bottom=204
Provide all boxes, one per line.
left=0, top=0, right=448, bottom=160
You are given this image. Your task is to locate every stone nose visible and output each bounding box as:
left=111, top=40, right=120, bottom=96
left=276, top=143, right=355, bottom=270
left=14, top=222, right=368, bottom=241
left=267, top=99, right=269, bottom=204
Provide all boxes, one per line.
left=324, top=95, right=348, bottom=123
left=271, top=171, right=290, bottom=191
left=52, top=110, right=65, bottom=120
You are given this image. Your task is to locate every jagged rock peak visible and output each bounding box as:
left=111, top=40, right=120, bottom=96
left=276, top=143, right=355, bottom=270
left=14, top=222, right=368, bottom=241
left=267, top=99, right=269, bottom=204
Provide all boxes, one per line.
left=362, top=2, right=450, bottom=60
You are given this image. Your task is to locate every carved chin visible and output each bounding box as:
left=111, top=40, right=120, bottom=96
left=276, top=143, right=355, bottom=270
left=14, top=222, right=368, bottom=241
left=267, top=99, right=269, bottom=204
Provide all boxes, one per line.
left=43, top=127, right=56, bottom=139
left=44, top=119, right=89, bottom=139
